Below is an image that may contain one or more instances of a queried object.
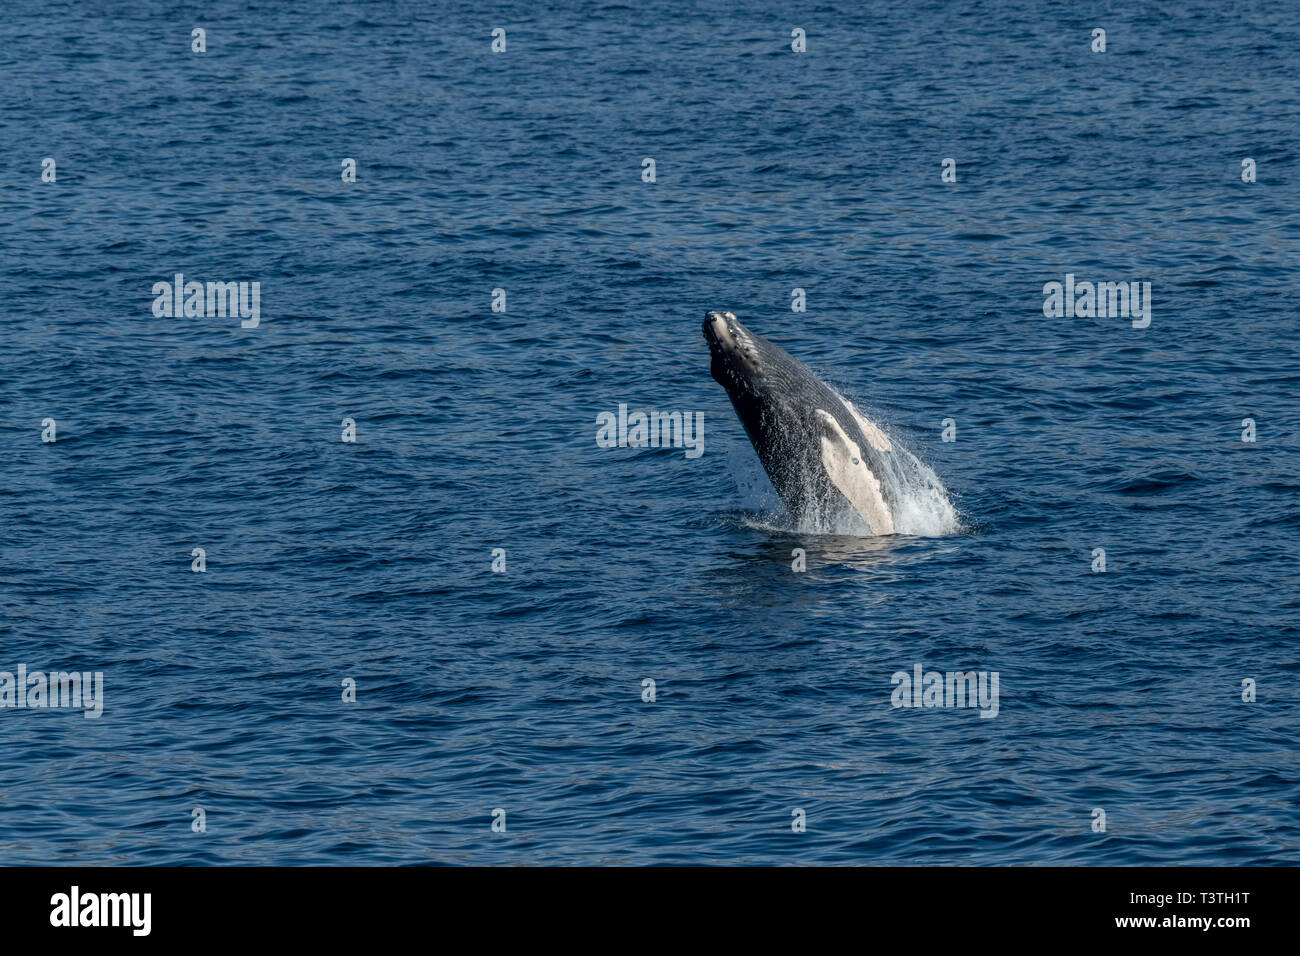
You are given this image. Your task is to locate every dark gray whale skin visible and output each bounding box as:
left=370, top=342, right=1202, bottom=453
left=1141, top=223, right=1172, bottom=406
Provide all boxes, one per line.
left=702, top=310, right=899, bottom=532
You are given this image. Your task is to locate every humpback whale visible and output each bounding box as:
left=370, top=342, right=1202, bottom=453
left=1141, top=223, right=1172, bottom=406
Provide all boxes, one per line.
left=703, top=311, right=957, bottom=536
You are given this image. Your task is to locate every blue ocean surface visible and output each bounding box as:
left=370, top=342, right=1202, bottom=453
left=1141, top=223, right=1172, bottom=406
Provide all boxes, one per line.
left=1, top=0, right=1297, bottom=864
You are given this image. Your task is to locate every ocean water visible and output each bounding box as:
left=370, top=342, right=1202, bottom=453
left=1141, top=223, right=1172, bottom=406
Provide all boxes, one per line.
left=1, top=0, right=1298, bottom=865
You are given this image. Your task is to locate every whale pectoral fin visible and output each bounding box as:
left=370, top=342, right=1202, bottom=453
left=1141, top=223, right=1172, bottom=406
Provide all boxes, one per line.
left=839, top=396, right=893, bottom=453
left=815, top=410, right=895, bottom=536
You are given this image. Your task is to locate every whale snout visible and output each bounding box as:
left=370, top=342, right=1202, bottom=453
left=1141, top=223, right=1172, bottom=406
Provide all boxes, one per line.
left=704, top=310, right=768, bottom=395
left=703, top=310, right=740, bottom=349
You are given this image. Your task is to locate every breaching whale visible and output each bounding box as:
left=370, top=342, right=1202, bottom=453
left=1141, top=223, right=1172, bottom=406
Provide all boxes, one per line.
left=703, top=310, right=957, bottom=536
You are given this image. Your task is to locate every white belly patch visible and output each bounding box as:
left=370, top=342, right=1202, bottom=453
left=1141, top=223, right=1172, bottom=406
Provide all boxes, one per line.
left=815, top=409, right=895, bottom=535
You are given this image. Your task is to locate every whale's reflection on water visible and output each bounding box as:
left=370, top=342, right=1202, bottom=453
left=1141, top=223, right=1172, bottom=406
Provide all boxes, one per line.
left=799, top=532, right=913, bottom=570
left=729, top=511, right=963, bottom=565
left=678, top=513, right=966, bottom=623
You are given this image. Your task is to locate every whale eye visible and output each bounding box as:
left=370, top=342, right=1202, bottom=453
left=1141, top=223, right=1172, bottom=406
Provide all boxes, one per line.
left=852, top=457, right=859, bottom=465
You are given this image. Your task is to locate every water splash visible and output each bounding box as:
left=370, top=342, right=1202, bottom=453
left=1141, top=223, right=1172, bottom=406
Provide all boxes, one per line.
left=724, top=396, right=963, bottom=538
left=872, top=434, right=963, bottom=537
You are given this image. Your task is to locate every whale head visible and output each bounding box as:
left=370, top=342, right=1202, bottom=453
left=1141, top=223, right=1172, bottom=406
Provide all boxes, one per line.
left=702, top=309, right=832, bottom=498
left=703, top=310, right=786, bottom=450
left=703, top=310, right=787, bottom=400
